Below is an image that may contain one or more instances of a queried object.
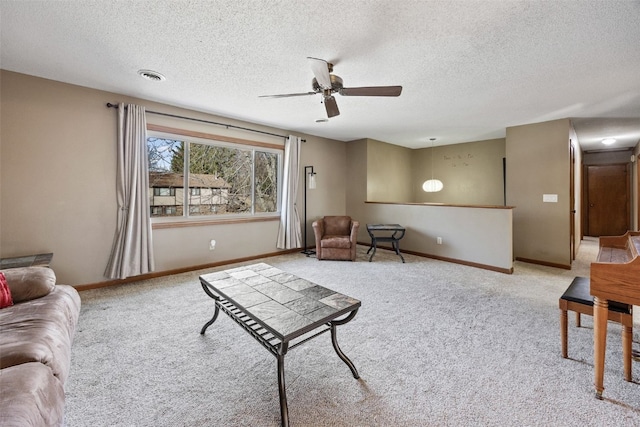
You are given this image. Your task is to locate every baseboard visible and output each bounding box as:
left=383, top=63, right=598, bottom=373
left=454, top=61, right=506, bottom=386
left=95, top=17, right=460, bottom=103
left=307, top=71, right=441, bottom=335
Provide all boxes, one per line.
left=515, top=257, right=571, bottom=270
left=75, top=243, right=516, bottom=291
left=358, top=240, right=513, bottom=274
left=74, top=248, right=300, bottom=291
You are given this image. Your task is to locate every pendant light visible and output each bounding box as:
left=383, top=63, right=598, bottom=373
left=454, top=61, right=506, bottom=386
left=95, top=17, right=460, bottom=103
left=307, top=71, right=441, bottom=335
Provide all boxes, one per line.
left=423, top=138, right=443, bottom=192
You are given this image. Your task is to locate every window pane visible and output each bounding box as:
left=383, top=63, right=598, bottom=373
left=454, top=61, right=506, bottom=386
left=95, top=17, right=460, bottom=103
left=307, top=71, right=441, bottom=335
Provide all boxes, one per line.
left=255, top=151, right=278, bottom=213
left=148, top=138, right=183, bottom=217
left=188, top=143, right=252, bottom=216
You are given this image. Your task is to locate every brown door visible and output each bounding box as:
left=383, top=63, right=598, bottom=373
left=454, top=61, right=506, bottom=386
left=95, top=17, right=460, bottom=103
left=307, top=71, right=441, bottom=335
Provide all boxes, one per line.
left=586, top=164, right=630, bottom=236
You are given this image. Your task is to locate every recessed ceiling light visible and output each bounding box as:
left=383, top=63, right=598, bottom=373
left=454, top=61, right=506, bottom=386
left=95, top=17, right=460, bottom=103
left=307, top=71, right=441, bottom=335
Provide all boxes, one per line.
left=315, top=118, right=328, bottom=123
left=601, top=138, right=616, bottom=145
left=137, top=69, right=166, bottom=82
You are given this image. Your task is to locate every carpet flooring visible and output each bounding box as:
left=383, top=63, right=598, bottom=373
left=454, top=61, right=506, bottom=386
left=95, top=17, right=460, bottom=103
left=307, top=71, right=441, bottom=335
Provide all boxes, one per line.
left=64, top=239, right=640, bottom=426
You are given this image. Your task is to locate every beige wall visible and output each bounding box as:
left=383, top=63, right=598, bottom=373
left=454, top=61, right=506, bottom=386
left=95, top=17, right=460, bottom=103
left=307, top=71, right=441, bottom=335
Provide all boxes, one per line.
left=345, top=139, right=368, bottom=242
left=0, top=71, right=346, bottom=285
left=361, top=137, right=506, bottom=206
left=346, top=139, right=513, bottom=272
left=570, top=126, right=582, bottom=257
left=506, top=118, right=571, bottom=267
left=365, top=139, right=413, bottom=202
left=412, top=138, right=506, bottom=205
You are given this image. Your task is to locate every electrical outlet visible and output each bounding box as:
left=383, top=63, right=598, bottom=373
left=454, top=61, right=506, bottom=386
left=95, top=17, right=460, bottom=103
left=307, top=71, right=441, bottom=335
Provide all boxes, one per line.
left=209, top=239, right=216, bottom=250
left=437, top=237, right=442, bottom=245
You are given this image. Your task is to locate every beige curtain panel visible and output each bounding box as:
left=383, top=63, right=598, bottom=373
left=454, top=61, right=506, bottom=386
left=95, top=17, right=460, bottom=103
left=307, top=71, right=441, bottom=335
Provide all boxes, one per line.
left=104, top=103, right=155, bottom=279
left=276, top=135, right=302, bottom=249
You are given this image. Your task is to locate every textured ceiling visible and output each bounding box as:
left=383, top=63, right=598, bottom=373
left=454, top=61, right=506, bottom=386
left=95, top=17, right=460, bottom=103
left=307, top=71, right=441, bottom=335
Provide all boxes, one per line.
left=1, top=0, right=639, bottom=150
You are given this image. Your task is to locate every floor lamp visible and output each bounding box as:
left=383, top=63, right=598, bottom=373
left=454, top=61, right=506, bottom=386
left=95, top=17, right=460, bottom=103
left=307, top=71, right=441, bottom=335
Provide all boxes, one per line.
left=301, top=165, right=317, bottom=256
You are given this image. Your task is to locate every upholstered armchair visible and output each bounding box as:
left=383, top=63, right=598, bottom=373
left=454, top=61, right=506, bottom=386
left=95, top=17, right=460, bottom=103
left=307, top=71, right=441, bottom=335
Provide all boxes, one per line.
left=312, top=216, right=360, bottom=261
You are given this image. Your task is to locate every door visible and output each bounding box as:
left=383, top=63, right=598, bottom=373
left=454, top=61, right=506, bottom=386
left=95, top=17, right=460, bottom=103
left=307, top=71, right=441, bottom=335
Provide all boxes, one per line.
left=585, top=164, right=630, bottom=236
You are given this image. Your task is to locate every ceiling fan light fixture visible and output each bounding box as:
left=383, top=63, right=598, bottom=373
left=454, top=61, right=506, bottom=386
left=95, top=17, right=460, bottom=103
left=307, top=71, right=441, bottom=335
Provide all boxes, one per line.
left=601, top=138, right=616, bottom=145
left=259, top=57, right=402, bottom=119
left=137, top=69, right=166, bottom=82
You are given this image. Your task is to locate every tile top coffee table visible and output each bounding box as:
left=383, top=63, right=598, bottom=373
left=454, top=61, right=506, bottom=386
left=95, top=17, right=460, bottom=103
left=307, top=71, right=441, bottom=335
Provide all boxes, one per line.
left=199, top=262, right=361, bottom=427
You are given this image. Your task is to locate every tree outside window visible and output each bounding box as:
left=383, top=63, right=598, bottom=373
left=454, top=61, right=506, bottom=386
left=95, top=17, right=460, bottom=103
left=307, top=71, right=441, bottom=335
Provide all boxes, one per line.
left=147, top=136, right=280, bottom=218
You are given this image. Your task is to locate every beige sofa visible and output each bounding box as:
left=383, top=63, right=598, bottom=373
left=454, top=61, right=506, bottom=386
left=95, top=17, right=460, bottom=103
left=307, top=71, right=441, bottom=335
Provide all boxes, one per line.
left=0, top=267, right=81, bottom=426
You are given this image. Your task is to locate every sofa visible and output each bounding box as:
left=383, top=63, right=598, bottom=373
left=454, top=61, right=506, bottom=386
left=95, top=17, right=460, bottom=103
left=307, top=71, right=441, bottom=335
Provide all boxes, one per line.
left=0, top=266, right=81, bottom=426
left=312, top=215, right=360, bottom=261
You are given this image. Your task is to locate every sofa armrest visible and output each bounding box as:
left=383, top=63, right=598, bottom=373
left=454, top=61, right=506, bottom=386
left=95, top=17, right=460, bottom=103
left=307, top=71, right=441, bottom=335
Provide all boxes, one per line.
left=1, top=267, right=56, bottom=303
left=350, top=221, right=360, bottom=242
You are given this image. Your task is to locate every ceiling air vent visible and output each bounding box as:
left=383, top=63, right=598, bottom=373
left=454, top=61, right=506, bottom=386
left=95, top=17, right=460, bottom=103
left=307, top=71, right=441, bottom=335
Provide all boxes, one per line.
left=137, top=69, right=166, bottom=82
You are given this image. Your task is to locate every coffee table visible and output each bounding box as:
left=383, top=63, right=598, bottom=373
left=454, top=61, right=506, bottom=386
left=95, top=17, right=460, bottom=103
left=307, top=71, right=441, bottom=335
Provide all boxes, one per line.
left=199, top=263, right=361, bottom=427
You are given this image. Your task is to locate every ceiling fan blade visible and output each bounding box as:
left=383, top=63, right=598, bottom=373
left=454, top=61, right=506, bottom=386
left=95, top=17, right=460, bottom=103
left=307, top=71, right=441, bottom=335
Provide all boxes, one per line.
left=340, top=86, right=403, bottom=97
left=259, top=92, right=317, bottom=98
left=307, top=57, right=332, bottom=90
left=324, top=95, right=340, bottom=118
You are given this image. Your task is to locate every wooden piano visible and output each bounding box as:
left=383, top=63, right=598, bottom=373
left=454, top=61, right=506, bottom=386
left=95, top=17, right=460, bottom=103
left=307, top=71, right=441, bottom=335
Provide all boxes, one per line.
left=590, top=231, right=640, bottom=398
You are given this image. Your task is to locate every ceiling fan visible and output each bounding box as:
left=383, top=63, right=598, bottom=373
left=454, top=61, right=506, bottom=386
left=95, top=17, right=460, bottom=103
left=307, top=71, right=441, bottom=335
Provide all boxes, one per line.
left=259, top=57, right=402, bottom=118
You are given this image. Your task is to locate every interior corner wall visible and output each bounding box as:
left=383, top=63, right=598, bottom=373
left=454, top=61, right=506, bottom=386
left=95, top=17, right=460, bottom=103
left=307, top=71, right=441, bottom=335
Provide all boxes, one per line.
left=300, top=136, right=348, bottom=247
left=506, top=118, right=571, bottom=267
left=364, top=139, right=413, bottom=202
left=412, top=138, right=506, bottom=205
left=346, top=139, right=369, bottom=242
left=570, top=124, right=582, bottom=255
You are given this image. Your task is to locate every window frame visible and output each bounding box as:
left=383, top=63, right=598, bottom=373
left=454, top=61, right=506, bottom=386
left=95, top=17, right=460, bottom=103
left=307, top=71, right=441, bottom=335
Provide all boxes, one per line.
left=147, top=124, right=284, bottom=227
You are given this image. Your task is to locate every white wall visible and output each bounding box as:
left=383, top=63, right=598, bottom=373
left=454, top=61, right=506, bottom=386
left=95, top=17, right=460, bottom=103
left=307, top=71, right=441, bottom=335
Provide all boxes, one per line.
left=356, top=202, right=513, bottom=272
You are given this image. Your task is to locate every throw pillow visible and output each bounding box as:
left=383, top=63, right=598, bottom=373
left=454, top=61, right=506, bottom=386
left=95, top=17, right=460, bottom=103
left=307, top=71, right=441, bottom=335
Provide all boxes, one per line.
left=2, top=267, right=56, bottom=303
left=0, top=272, right=13, bottom=308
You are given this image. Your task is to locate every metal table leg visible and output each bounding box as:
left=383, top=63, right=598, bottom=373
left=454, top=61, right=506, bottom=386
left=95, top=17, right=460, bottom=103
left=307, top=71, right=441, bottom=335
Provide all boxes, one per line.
left=367, top=237, right=377, bottom=262
left=200, top=303, right=220, bottom=334
left=329, top=309, right=360, bottom=378
left=277, top=342, right=290, bottom=427
left=200, top=281, right=221, bottom=334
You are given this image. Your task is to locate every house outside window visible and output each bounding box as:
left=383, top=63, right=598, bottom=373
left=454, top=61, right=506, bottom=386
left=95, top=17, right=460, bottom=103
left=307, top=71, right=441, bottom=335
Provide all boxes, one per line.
left=154, top=187, right=176, bottom=196
left=147, top=134, right=281, bottom=219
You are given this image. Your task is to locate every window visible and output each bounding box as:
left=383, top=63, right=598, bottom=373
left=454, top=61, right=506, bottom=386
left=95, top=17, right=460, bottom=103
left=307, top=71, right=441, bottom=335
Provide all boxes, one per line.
left=153, top=187, right=175, bottom=196
left=147, top=132, right=282, bottom=219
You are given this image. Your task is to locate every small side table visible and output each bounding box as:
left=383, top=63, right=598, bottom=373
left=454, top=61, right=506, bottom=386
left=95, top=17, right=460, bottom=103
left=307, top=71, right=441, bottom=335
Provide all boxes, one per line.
left=0, top=253, right=53, bottom=269
left=366, top=224, right=406, bottom=263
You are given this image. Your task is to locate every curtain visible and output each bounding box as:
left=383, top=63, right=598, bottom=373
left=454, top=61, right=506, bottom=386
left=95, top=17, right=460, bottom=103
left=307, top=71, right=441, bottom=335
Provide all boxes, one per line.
left=276, top=135, right=302, bottom=249
left=104, top=103, right=155, bottom=279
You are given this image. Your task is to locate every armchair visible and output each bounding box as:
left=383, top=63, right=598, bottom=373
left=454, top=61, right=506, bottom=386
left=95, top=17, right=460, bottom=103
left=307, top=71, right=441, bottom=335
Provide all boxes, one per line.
left=312, top=216, right=360, bottom=261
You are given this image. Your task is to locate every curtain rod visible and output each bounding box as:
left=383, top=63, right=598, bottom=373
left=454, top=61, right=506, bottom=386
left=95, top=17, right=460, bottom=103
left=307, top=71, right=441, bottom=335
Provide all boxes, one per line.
left=105, top=102, right=304, bottom=141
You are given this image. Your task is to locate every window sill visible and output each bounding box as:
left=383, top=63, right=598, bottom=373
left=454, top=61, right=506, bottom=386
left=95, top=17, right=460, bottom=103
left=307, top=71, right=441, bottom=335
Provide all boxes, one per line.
left=151, top=215, right=280, bottom=229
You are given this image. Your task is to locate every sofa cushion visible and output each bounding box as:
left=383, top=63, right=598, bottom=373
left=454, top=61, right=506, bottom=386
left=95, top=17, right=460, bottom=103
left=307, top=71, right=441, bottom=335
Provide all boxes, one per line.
left=0, top=272, right=13, bottom=308
left=2, top=267, right=56, bottom=303
left=320, top=235, right=352, bottom=249
left=0, top=285, right=81, bottom=383
left=323, top=216, right=352, bottom=236
left=0, top=362, right=65, bottom=427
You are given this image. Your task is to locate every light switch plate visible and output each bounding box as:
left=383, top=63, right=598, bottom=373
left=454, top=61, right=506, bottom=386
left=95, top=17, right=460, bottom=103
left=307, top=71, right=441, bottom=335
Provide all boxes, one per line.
left=543, top=194, right=558, bottom=203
